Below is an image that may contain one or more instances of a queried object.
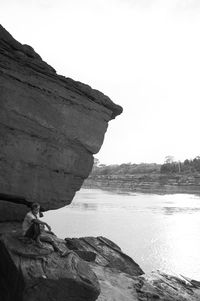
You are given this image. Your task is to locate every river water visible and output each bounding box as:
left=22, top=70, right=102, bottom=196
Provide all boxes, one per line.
left=44, top=188, right=200, bottom=280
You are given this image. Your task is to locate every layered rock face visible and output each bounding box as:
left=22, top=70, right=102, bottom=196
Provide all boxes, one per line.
left=0, top=25, right=122, bottom=217
left=1, top=25, right=199, bottom=301
left=65, top=237, right=200, bottom=301
left=0, top=231, right=101, bottom=301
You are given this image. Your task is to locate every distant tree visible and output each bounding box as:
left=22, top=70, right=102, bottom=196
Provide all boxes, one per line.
left=192, top=156, right=200, bottom=171
left=164, top=156, right=174, bottom=164
left=160, top=163, right=172, bottom=173
left=183, top=159, right=190, bottom=166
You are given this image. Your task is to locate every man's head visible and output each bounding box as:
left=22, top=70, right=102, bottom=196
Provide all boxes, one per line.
left=31, top=202, right=40, bottom=215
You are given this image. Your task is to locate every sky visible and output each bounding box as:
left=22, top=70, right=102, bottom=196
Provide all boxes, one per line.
left=1, top=0, right=200, bottom=165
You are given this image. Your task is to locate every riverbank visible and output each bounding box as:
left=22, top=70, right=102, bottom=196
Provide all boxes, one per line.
left=83, top=173, right=200, bottom=195
left=1, top=223, right=200, bottom=301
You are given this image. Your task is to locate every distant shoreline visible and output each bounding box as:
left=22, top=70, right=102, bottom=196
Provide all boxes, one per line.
left=83, top=184, right=200, bottom=196
left=83, top=175, right=200, bottom=196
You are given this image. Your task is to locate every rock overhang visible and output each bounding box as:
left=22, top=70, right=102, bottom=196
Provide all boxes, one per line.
left=0, top=24, right=122, bottom=217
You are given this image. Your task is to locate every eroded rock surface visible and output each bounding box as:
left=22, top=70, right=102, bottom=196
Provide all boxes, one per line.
left=0, top=24, right=122, bottom=217
left=0, top=231, right=100, bottom=301
left=65, top=236, right=200, bottom=301
left=65, top=236, right=144, bottom=276
left=135, top=271, right=200, bottom=301
left=93, top=267, right=200, bottom=301
left=0, top=226, right=200, bottom=301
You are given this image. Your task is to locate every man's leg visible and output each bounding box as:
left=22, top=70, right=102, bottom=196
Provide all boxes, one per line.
left=25, top=223, right=41, bottom=239
left=40, top=235, right=72, bottom=256
left=40, top=234, right=62, bottom=252
left=25, top=223, right=42, bottom=246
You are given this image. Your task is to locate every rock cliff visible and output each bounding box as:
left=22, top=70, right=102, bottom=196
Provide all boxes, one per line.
left=1, top=25, right=200, bottom=301
left=0, top=24, right=122, bottom=219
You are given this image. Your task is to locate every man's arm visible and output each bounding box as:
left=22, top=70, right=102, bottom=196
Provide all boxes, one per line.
left=32, top=219, right=51, bottom=231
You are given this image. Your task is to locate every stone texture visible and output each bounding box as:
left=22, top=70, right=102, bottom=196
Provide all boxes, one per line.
left=135, top=271, right=200, bottom=301
left=92, top=265, right=140, bottom=301
left=0, top=225, right=200, bottom=301
left=0, top=231, right=100, bottom=301
left=65, top=236, right=200, bottom=301
left=92, top=266, right=200, bottom=301
left=65, top=236, right=144, bottom=276
left=0, top=200, right=28, bottom=221
left=0, top=24, right=122, bottom=217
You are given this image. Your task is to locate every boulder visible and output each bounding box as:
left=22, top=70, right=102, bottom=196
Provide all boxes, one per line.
left=91, top=266, right=200, bottom=301
left=0, top=231, right=100, bottom=301
left=65, top=236, right=200, bottom=301
left=65, top=236, right=144, bottom=276
left=0, top=24, right=122, bottom=218
left=135, top=271, right=200, bottom=301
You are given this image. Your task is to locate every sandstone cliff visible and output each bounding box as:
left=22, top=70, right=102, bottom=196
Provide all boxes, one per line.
left=0, top=24, right=122, bottom=219
left=1, top=25, right=199, bottom=301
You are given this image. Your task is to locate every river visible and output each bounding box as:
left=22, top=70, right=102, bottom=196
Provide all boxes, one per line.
left=44, top=188, right=200, bottom=280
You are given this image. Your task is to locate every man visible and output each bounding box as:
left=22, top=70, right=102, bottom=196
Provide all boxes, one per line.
left=22, top=202, right=65, bottom=254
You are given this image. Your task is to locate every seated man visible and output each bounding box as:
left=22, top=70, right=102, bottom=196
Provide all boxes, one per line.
left=22, top=202, right=64, bottom=254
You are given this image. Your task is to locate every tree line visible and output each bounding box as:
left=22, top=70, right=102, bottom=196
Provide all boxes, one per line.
left=160, top=156, right=200, bottom=173
left=91, top=156, right=200, bottom=176
left=92, top=159, right=160, bottom=175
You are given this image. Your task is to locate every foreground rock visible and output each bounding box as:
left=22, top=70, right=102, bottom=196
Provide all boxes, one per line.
left=65, top=236, right=200, bottom=301
left=0, top=24, right=122, bottom=219
left=0, top=231, right=100, bottom=301
left=93, top=267, right=200, bottom=301
left=65, top=236, right=144, bottom=276
left=0, top=228, right=200, bottom=301
left=136, top=271, right=200, bottom=301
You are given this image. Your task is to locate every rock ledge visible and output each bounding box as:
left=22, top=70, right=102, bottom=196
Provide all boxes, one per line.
left=0, top=24, right=122, bottom=217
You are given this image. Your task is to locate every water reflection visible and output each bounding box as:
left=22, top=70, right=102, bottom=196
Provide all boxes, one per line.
left=163, top=206, right=200, bottom=215
left=70, top=202, right=200, bottom=215
left=71, top=202, right=99, bottom=211
left=44, top=189, right=200, bottom=280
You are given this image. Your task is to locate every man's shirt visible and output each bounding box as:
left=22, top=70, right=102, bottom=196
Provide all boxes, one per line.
left=22, top=211, right=39, bottom=235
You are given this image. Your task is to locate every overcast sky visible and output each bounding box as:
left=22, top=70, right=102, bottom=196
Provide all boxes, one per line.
left=1, top=0, right=200, bottom=164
